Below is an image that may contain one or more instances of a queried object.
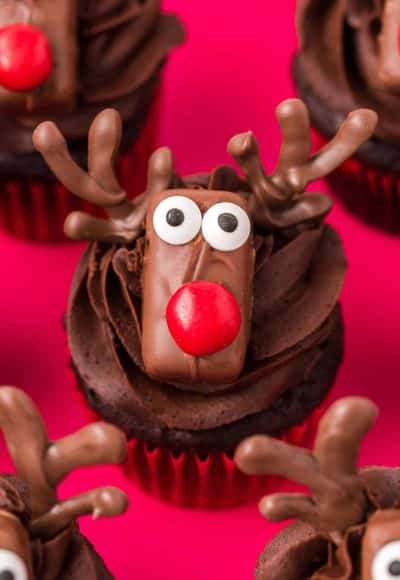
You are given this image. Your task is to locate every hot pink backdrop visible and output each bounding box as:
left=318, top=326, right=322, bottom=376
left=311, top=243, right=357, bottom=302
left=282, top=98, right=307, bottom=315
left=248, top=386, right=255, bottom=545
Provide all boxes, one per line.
left=0, top=1, right=399, bottom=578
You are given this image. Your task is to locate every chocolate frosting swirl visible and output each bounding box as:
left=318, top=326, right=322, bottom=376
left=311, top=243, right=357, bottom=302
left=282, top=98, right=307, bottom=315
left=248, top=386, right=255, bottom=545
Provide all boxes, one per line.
left=256, top=468, right=400, bottom=580
left=0, top=0, right=184, bottom=152
left=296, top=0, right=400, bottom=145
left=66, top=172, right=347, bottom=446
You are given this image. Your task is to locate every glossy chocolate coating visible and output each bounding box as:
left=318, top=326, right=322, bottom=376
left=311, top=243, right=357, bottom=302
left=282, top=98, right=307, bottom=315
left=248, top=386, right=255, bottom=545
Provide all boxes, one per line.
left=142, top=188, right=255, bottom=385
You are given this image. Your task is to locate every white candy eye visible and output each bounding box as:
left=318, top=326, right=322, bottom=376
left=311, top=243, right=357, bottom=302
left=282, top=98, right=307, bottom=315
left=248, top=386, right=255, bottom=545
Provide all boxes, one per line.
left=202, top=202, right=251, bottom=252
left=372, top=541, right=400, bottom=579
left=0, top=549, right=28, bottom=580
left=153, top=196, right=202, bottom=246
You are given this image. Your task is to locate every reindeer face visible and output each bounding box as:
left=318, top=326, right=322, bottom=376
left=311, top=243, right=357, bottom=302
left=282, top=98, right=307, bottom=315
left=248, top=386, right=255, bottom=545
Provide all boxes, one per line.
left=141, top=188, right=255, bottom=386
left=362, top=510, right=400, bottom=580
left=0, top=0, right=77, bottom=112
left=346, top=0, right=400, bottom=94
left=0, top=512, right=32, bottom=580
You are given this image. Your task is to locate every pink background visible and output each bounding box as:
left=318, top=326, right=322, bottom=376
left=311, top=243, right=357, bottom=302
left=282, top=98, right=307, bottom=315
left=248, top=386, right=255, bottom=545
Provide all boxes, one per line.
left=0, top=1, right=399, bottom=578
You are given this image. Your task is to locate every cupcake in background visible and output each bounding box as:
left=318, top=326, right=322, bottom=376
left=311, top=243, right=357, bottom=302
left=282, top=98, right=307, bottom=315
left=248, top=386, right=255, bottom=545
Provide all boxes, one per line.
left=0, top=0, right=184, bottom=241
left=235, top=397, right=399, bottom=580
left=0, top=386, right=128, bottom=579
left=33, top=99, right=375, bottom=509
left=294, top=0, right=400, bottom=232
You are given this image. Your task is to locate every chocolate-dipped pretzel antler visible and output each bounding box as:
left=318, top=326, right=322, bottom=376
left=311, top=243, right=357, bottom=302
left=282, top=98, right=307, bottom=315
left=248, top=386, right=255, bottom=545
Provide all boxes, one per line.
left=235, top=397, right=377, bottom=543
left=0, top=387, right=128, bottom=539
left=228, top=99, right=377, bottom=231
left=33, top=101, right=378, bottom=243
left=32, top=108, right=175, bottom=243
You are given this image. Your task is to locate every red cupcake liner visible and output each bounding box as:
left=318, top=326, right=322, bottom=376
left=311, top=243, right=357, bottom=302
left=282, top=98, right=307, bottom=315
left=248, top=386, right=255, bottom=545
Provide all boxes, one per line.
left=0, top=88, right=163, bottom=242
left=69, top=358, right=333, bottom=509
left=315, top=132, right=400, bottom=232
left=123, top=397, right=332, bottom=510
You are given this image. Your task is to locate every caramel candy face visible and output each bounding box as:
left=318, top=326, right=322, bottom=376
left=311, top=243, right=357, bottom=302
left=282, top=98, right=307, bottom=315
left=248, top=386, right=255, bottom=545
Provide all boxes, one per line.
left=0, top=0, right=77, bottom=113
left=0, top=512, right=33, bottom=580
left=141, top=188, right=255, bottom=386
left=362, top=510, right=400, bottom=580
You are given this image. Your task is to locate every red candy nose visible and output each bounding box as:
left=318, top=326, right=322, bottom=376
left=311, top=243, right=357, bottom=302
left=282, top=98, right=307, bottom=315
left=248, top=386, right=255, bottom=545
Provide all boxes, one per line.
left=0, top=24, right=53, bottom=92
left=166, top=281, right=241, bottom=357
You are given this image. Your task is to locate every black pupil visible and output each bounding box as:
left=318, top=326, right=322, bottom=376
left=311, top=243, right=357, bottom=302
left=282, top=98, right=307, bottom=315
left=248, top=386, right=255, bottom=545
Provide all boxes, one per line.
left=218, top=213, right=238, bottom=233
left=166, top=208, right=184, bottom=227
left=389, top=560, right=400, bottom=576
left=0, top=571, right=16, bottom=580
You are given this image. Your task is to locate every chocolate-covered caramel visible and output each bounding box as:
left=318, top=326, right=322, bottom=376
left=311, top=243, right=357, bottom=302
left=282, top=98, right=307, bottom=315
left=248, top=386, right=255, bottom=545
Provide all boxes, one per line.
left=0, top=387, right=129, bottom=579
left=33, top=102, right=375, bottom=452
left=235, top=398, right=400, bottom=580
left=142, top=187, right=255, bottom=385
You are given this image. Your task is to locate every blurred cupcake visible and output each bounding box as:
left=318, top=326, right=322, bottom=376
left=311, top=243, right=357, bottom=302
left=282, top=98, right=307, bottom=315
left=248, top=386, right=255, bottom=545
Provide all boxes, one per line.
left=235, top=397, right=399, bottom=580
left=0, top=0, right=183, bottom=241
left=33, top=99, right=375, bottom=508
left=0, top=386, right=128, bottom=579
left=294, top=0, right=400, bottom=232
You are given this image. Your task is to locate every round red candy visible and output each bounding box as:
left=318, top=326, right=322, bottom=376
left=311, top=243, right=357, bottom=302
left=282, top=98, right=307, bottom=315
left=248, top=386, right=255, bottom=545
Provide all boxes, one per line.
left=166, top=281, right=241, bottom=357
left=0, top=24, right=53, bottom=92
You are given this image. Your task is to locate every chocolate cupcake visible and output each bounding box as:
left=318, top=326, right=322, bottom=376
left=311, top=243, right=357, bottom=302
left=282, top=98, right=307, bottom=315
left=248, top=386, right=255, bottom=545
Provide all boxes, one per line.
left=33, top=99, right=375, bottom=508
left=235, top=397, right=400, bottom=580
left=0, top=386, right=129, bottom=579
left=294, top=0, right=400, bottom=231
left=0, top=0, right=183, bottom=241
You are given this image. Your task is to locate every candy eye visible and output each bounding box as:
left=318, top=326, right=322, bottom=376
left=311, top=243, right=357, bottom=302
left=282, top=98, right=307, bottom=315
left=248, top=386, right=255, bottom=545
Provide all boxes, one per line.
left=0, top=549, right=28, bottom=580
left=153, top=196, right=202, bottom=246
left=372, top=541, right=400, bottom=579
left=202, top=202, right=251, bottom=252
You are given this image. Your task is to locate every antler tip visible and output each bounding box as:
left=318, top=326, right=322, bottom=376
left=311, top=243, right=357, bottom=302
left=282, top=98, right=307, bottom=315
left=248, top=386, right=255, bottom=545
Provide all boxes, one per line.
left=344, top=108, right=378, bottom=138
left=258, top=495, right=276, bottom=519
left=90, top=108, right=122, bottom=139
left=0, top=386, right=29, bottom=408
left=276, top=98, right=307, bottom=119
left=32, top=121, right=66, bottom=153
left=327, top=396, right=378, bottom=422
left=227, top=131, right=257, bottom=158
left=90, top=422, right=128, bottom=463
left=148, top=146, right=174, bottom=178
left=63, top=212, right=82, bottom=240
left=234, top=435, right=271, bottom=475
left=93, top=487, right=129, bottom=519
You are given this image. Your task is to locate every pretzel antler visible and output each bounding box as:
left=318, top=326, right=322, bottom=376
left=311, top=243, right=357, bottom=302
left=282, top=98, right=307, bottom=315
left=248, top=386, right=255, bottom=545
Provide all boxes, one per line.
left=228, top=99, right=377, bottom=231
left=0, top=387, right=128, bottom=537
left=33, top=109, right=175, bottom=243
left=234, top=397, right=378, bottom=544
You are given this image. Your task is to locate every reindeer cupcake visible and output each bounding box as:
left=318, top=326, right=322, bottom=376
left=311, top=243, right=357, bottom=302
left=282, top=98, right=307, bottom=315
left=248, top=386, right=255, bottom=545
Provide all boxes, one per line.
left=235, top=397, right=400, bottom=580
left=32, top=98, right=376, bottom=508
left=294, top=0, right=400, bottom=231
left=0, top=386, right=128, bottom=579
left=0, top=0, right=183, bottom=241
